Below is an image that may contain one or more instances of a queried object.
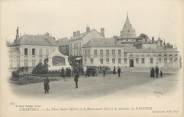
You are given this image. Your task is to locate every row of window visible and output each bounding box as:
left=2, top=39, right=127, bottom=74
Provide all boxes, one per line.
left=24, top=48, right=50, bottom=56
left=84, top=49, right=178, bottom=58
left=126, top=53, right=178, bottom=57
left=84, top=57, right=178, bottom=64
left=84, top=49, right=122, bottom=57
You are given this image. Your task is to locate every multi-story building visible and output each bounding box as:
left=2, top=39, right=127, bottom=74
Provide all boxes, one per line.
left=63, top=27, right=105, bottom=68
left=83, top=38, right=124, bottom=67
left=8, top=27, right=58, bottom=73
left=68, top=27, right=104, bottom=57
left=82, top=15, right=181, bottom=72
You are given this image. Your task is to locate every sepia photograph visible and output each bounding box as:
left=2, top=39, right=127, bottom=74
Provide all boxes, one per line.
left=0, top=0, right=183, bottom=117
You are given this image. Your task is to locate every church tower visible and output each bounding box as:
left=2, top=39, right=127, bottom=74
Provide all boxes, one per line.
left=120, top=14, right=136, bottom=38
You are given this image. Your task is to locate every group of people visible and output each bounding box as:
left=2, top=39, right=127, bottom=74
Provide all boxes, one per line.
left=60, top=68, right=72, bottom=78
left=43, top=66, right=123, bottom=93
left=113, top=66, right=121, bottom=77
left=150, top=66, right=163, bottom=78
left=44, top=66, right=165, bottom=94
left=103, top=66, right=121, bottom=77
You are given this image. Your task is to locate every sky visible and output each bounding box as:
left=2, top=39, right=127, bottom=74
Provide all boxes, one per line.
left=1, top=0, right=184, bottom=50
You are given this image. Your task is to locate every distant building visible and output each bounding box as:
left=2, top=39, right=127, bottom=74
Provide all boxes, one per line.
left=82, top=15, right=181, bottom=72
left=66, top=27, right=105, bottom=68
left=69, top=27, right=105, bottom=57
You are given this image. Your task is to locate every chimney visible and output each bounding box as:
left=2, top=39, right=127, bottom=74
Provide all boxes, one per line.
left=86, top=26, right=90, bottom=33
left=152, top=37, right=154, bottom=43
left=73, top=31, right=76, bottom=37
left=100, top=28, right=105, bottom=37
left=76, top=30, right=80, bottom=35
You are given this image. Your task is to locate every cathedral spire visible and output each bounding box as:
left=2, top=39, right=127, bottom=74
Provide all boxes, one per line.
left=120, top=13, right=136, bottom=38
left=126, top=12, right=129, bottom=22
left=124, top=13, right=131, bottom=28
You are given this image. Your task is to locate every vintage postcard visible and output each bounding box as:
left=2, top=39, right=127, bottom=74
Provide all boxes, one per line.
left=0, top=0, right=183, bottom=117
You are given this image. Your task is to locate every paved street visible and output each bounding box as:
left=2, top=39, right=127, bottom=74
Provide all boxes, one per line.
left=11, top=72, right=181, bottom=100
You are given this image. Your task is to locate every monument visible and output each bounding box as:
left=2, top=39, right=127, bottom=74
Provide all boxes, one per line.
left=48, top=49, right=71, bottom=71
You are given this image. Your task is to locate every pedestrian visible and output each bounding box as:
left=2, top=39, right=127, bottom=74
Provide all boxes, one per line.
left=43, top=77, right=50, bottom=94
left=155, top=66, right=159, bottom=78
left=151, top=67, right=155, bottom=78
left=113, top=66, right=116, bottom=74
left=150, top=68, right=152, bottom=78
left=160, top=70, right=163, bottom=77
left=103, top=68, right=106, bottom=77
left=61, top=68, right=66, bottom=80
left=118, top=67, right=121, bottom=77
left=74, top=70, right=79, bottom=88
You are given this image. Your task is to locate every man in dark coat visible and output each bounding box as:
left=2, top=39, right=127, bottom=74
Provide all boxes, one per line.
left=103, top=68, right=106, bottom=77
left=160, top=70, right=163, bottom=77
left=113, top=66, right=116, bottom=74
left=150, top=68, right=152, bottom=78
left=117, top=67, right=121, bottom=77
left=155, top=66, right=159, bottom=78
left=43, top=77, right=50, bottom=94
left=150, top=67, right=155, bottom=78
left=61, top=68, right=65, bottom=80
left=74, top=70, right=79, bottom=88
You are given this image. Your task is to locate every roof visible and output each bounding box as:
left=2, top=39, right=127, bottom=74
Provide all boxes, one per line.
left=56, top=37, right=69, bottom=46
left=83, top=38, right=119, bottom=48
left=11, top=33, right=57, bottom=46
left=120, top=14, right=136, bottom=38
left=70, top=32, right=87, bottom=40
left=83, top=38, right=178, bottom=53
left=70, top=29, right=103, bottom=41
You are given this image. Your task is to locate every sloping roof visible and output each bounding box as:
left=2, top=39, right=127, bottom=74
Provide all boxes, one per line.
left=12, top=33, right=57, bottom=46
left=70, top=29, right=103, bottom=41
left=83, top=38, right=119, bottom=48
left=83, top=38, right=178, bottom=53
left=71, top=32, right=87, bottom=40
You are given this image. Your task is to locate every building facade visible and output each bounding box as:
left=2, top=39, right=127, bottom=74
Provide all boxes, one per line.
left=8, top=28, right=58, bottom=73
left=82, top=15, right=181, bottom=72
left=83, top=39, right=181, bottom=72
left=68, top=27, right=104, bottom=57
left=8, top=15, right=182, bottom=73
